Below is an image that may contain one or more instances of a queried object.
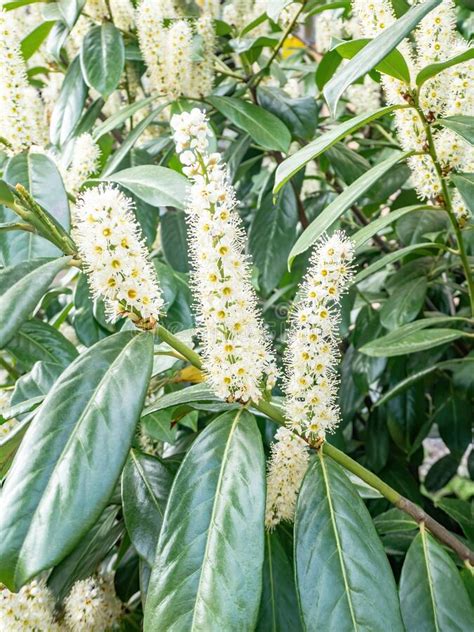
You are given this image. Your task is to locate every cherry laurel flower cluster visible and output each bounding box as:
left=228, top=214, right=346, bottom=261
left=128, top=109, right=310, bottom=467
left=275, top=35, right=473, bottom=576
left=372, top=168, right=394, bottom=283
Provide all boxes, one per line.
left=0, top=579, right=61, bottom=631
left=136, top=0, right=215, bottom=99
left=63, top=573, right=122, bottom=632
left=352, top=0, right=473, bottom=227
left=284, top=232, right=355, bottom=441
left=0, top=8, right=46, bottom=155
left=265, top=427, right=310, bottom=530
left=171, top=109, right=277, bottom=403
left=73, top=185, right=163, bottom=326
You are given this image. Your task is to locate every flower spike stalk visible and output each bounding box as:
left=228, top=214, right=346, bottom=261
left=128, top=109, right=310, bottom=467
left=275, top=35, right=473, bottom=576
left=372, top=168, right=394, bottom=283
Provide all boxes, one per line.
left=171, top=108, right=277, bottom=403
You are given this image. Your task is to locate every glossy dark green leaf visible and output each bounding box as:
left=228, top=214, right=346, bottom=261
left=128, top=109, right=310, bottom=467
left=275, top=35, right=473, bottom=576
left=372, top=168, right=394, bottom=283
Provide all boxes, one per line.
left=437, top=115, right=474, bottom=145
left=105, top=165, right=188, bottom=210
left=249, top=187, right=298, bottom=295
left=399, top=529, right=474, bottom=631
left=323, top=0, right=441, bottom=114
left=144, top=409, right=265, bottom=631
left=0, top=257, right=70, bottom=348
left=72, top=273, right=109, bottom=347
left=80, top=23, right=125, bottom=98
left=93, top=96, right=159, bottom=140
left=48, top=506, right=122, bottom=601
left=436, top=498, right=474, bottom=544
left=207, top=96, right=291, bottom=153
left=143, top=384, right=219, bottom=416
left=295, top=454, right=404, bottom=631
left=434, top=393, right=471, bottom=455
left=161, top=210, right=190, bottom=272
left=361, top=328, right=464, bottom=357
left=50, top=56, right=87, bottom=146
left=257, top=87, right=318, bottom=141
left=0, top=331, right=153, bottom=590
left=451, top=172, right=474, bottom=214
left=417, top=48, right=474, bottom=86
left=380, top=277, right=427, bottom=330
left=274, top=105, right=398, bottom=193
left=288, top=151, right=411, bottom=266
left=122, top=449, right=174, bottom=566
left=257, top=529, right=303, bottom=632
left=7, top=319, right=78, bottom=370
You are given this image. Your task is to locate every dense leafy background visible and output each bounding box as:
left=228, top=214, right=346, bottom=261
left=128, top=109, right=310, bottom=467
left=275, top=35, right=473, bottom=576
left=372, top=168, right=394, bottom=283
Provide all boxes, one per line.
left=0, top=0, right=473, bottom=630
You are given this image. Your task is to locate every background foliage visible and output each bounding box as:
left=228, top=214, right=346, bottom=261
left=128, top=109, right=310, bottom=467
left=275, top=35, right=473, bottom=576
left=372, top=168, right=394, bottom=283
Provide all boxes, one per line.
left=0, top=0, right=473, bottom=630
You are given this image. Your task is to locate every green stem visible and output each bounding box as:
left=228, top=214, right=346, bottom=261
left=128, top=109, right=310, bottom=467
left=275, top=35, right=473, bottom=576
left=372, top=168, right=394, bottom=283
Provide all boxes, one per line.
left=413, top=98, right=474, bottom=315
left=0, top=356, right=20, bottom=380
left=152, top=323, right=474, bottom=563
left=249, top=0, right=307, bottom=89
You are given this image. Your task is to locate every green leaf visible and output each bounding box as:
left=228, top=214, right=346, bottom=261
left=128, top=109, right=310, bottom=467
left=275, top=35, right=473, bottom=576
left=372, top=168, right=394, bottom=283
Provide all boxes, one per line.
left=7, top=319, right=78, bottom=370
left=2, top=152, right=70, bottom=264
left=0, top=331, right=153, bottom=590
left=425, top=454, right=458, bottom=492
left=20, top=21, right=54, bottom=61
left=323, top=0, right=442, bottom=115
left=399, top=530, right=474, bottom=631
left=257, top=87, right=318, bottom=141
left=295, top=453, right=404, bottom=631
left=434, top=393, right=471, bottom=455
left=416, top=48, right=474, bottom=86
left=207, top=96, right=292, bottom=153
left=436, top=498, right=474, bottom=544
left=288, top=151, right=411, bottom=266
left=437, top=115, right=474, bottom=146
left=257, top=529, right=303, bottom=632
left=104, top=166, right=188, bottom=210
left=101, top=104, right=167, bottom=176
left=352, top=205, right=435, bottom=252
left=361, top=329, right=465, bottom=358
left=274, top=105, right=398, bottom=193
left=249, top=187, right=298, bottom=295
left=122, top=449, right=174, bottom=566
left=50, top=56, right=87, bottom=146
left=142, top=384, right=219, bottom=416
left=451, top=172, right=474, bottom=214
left=47, top=506, right=122, bottom=601
left=334, top=38, right=410, bottom=83
left=80, top=23, right=125, bottom=98
left=161, top=210, right=190, bottom=272
left=0, top=257, right=70, bottom=348
left=353, top=242, right=444, bottom=285
left=58, top=0, right=86, bottom=27
left=379, top=277, right=427, bottom=330
left=375, top=358, right=473, bottom=407
left=144, top=409, right=265, bottom=631
left=93, top=95, right=159, bottom=140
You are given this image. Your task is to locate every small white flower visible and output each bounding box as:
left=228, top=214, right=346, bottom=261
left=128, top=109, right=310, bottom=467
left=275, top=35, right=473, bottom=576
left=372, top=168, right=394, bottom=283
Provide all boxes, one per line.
left=73, top=184, right=163, bottom=326
left=265, top=427, right=310, bottom=529
left=64, top=574, right=122, bottom=632
left=110, top=0, right=135, bottom=31
left=284, top=231, right=354, bottom=441
left=0, top=579, right=60, bottom=631
left=0, top=9, right=46, bottom=155
left=171, top=108, right=277, bottom=403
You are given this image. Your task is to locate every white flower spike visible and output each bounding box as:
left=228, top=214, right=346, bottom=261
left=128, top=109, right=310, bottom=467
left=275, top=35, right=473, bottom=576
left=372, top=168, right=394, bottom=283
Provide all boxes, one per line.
left=73, top=184, right=163, bottom=327
left=171, top=108, right=277, bottom=403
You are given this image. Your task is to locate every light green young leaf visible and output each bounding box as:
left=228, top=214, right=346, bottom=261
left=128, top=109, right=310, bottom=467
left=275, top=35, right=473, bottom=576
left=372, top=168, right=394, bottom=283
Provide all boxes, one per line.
left=334, top=38, right=410, bottom=83
left=288, top=151, right=412, bottom=267
left=416, top=48, right=474, bottom=86
left=274, top=105, right=399, bottom=193
left=323, top=0, right=441, bottom=115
